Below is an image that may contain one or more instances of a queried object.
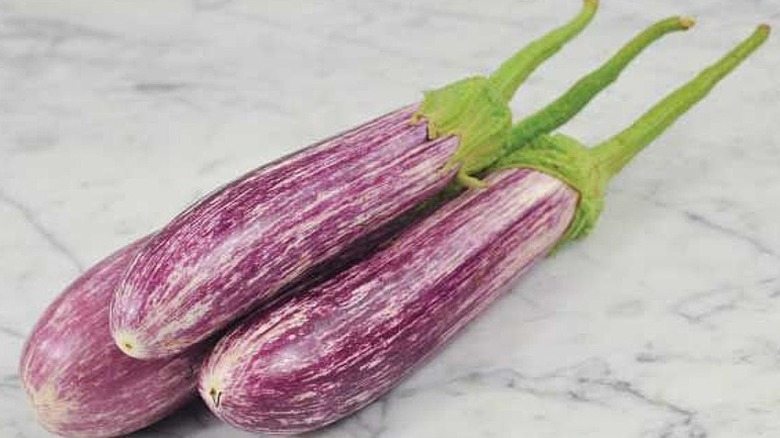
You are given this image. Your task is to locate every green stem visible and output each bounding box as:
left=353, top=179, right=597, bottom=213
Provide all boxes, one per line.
left=489, top=0, right=598, bottom=103
left=494, top=24, right=769, bottom=248
left=506, top=16, right=694, bottom=153
left=593, top=24, right=771, bottom=178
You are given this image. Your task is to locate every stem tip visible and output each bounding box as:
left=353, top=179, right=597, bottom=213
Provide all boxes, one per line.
left=584, top=0, right=599, bottom=9
left=758, top=24, right=771, bottom=36
left=679, top=17, right=696, bottom=29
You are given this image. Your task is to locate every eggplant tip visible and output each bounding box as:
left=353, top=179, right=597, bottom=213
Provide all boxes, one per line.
left=208, top=387, right=223, bottom=408
left=200, top=374, right=225, bottom=409
left=27, top=381, right=69, bottom=431
left=113, top=330, right=145, bottom=358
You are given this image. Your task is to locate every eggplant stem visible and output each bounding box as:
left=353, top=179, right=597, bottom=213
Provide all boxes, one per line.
left=506, top=16, right=695, bottom=153
left=593, top=24, right=771, bottom=178
left=489, top=0, right=598, bottom=103
left=493, top=24, right=769, bottom=248
left=415, top=0, right=597, bottom=180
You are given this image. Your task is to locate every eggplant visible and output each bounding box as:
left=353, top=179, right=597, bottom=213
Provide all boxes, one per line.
left=18, top=238, right=204, bottom=438
left=197, top=25, right=769, bottom=434
left=110, top=2, right=601, bottom=359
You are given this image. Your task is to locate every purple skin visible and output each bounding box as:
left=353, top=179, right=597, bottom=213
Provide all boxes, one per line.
left=19, top=238, right=203, bottom=438
left=111, top=105, right=461, bottom=359
left=199, top=168, right=578, bottom=434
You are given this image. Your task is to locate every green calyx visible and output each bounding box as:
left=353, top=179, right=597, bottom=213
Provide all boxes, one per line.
left=412, top=0, right=598, bottom=188
left=496, top=24, right=769, bottom=250
left=494, top=133, right=607, bottom=247
left=413, top=76, right=511, bottom=188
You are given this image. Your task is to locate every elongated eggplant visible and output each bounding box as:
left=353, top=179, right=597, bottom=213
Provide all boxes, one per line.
left=19, top=238, right=204, bottom=438
left=110, top=2, right=602, bottom=359
left=198, top=25, right=769, bottom=434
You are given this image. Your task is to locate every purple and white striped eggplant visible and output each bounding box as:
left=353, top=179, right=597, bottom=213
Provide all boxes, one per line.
left=198, top=25, right=769, bottom=434
left=110, top=2, right=602, bottom=359
left=200, top=169, right=576, bottom=433
left=19, top=238, right=204, bottom=438
left=111, top=106, right=459, bottom=359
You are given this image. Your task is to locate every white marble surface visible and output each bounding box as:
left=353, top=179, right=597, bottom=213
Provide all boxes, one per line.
left=1, top=0, right=779, bottom=437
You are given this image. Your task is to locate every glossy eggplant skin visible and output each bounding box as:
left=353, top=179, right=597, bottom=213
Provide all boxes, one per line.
left=19, top=238, right=203, bottom=438
left=199, top=168, right=577, bottom=434
left=111, top=105, right=461, bottom=359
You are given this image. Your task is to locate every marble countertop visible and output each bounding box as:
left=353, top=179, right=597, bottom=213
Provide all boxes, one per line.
left=2, top=1, right=779, bottom=437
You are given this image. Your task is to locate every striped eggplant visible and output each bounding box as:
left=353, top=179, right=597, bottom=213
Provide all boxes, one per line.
left=110, top=2, right=603, bottom=359
left=19, top=238, right=204, bottom=438
left=198, top=25, right=769, bottom=434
